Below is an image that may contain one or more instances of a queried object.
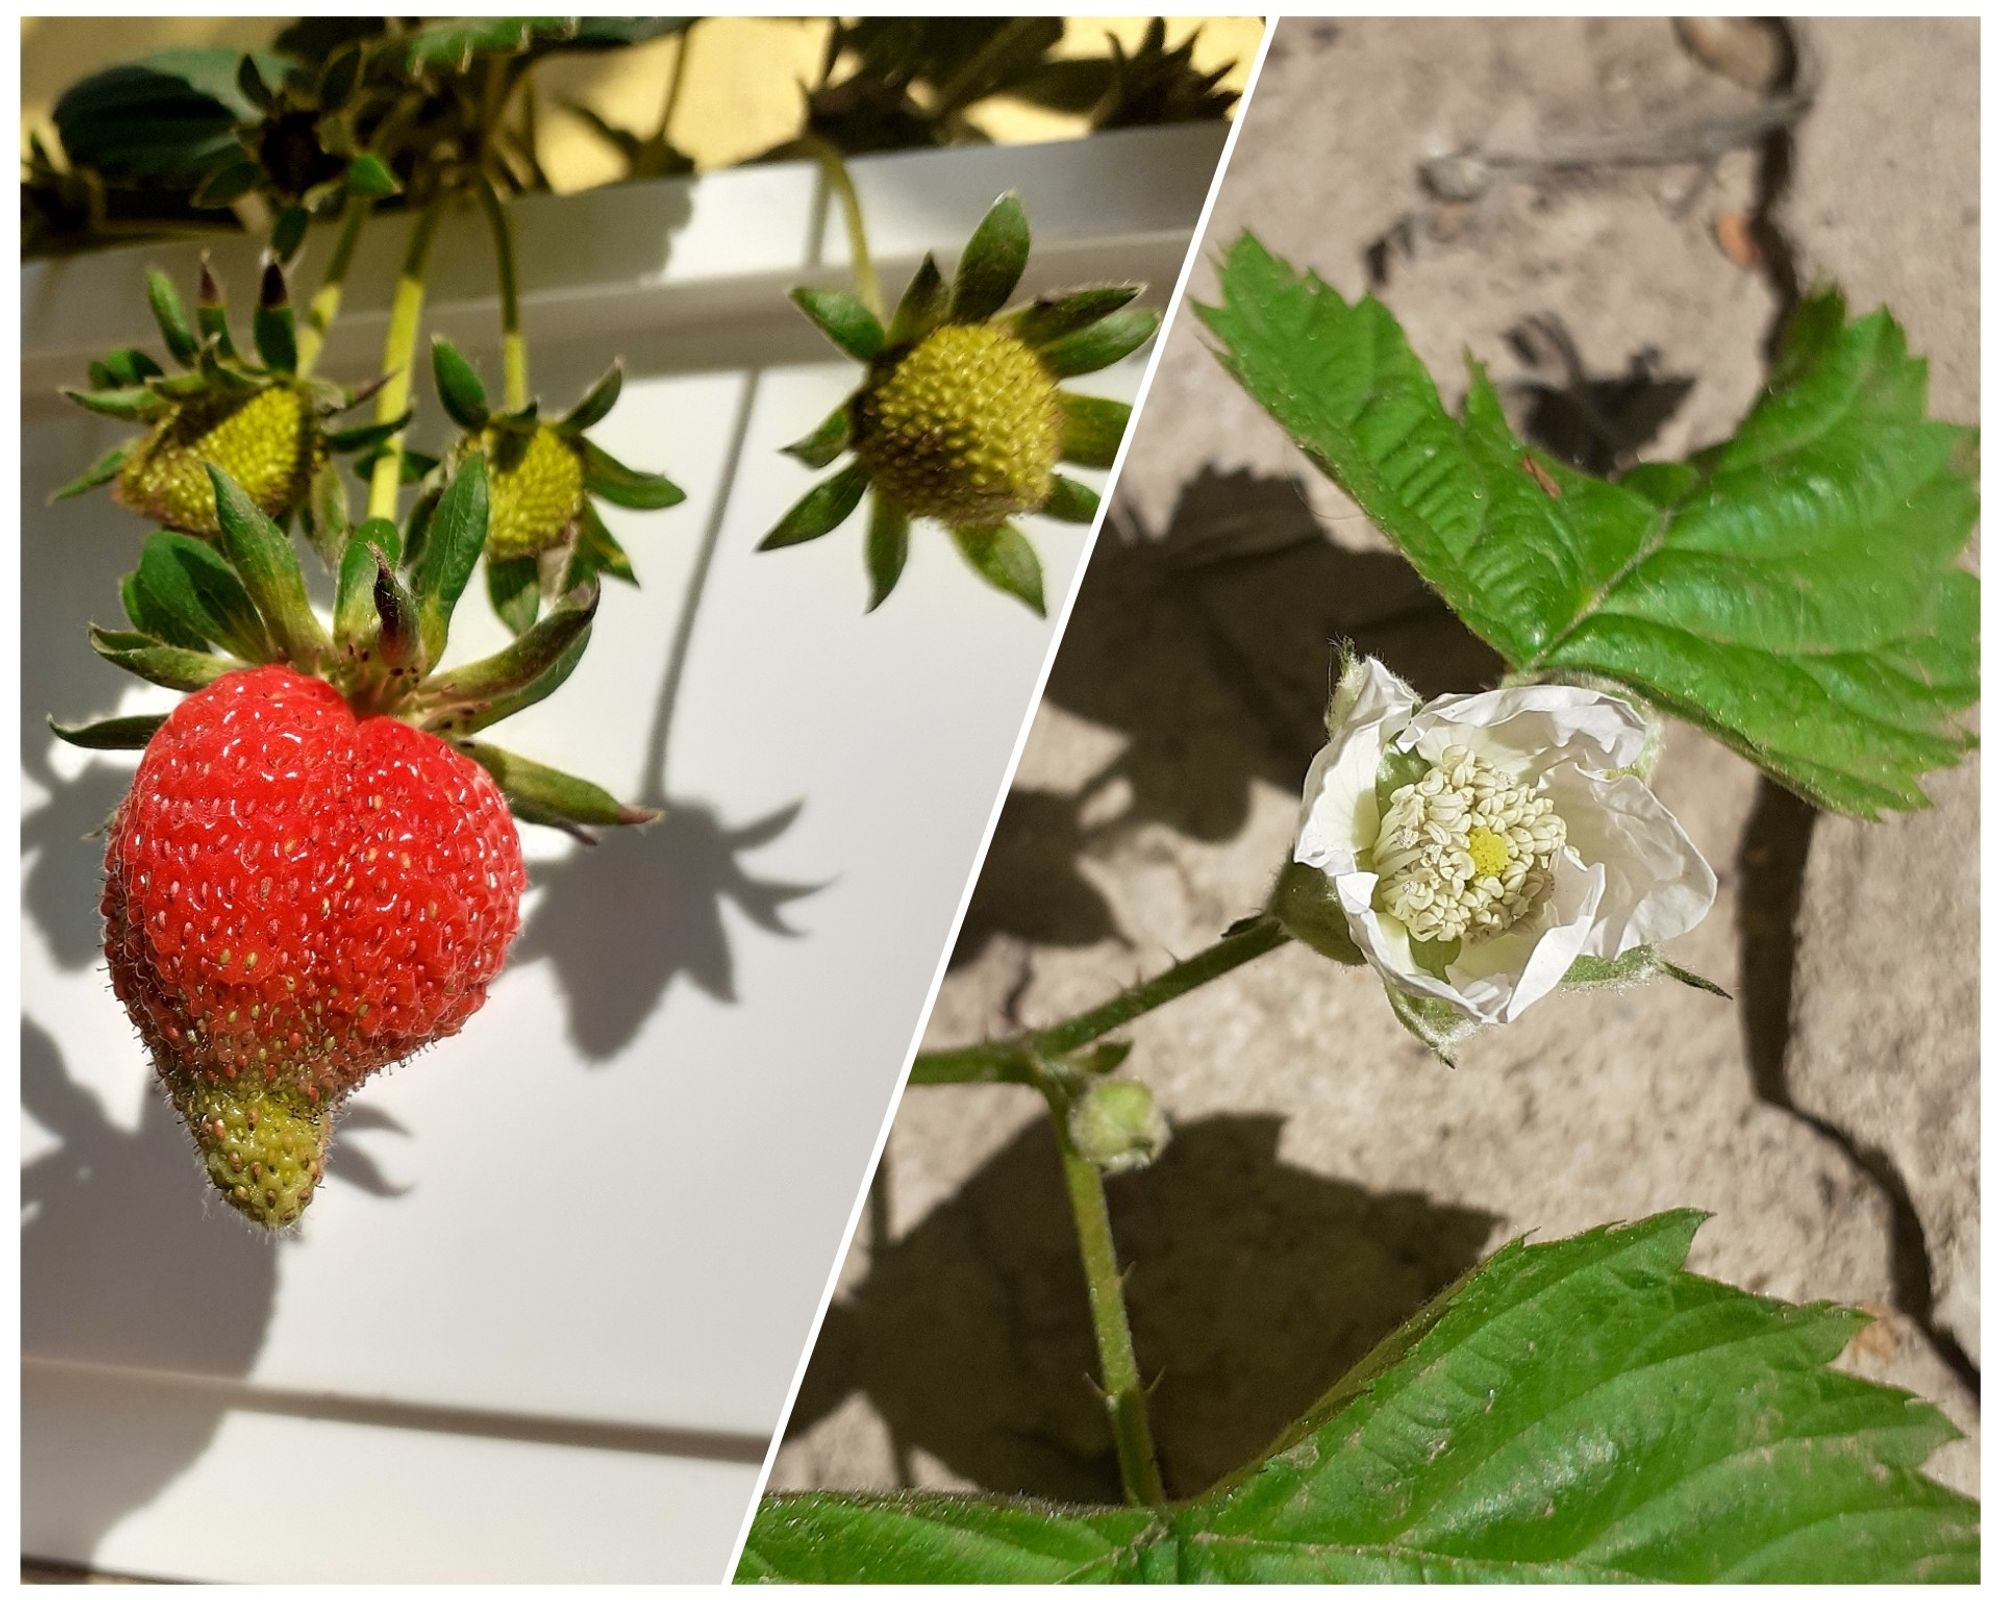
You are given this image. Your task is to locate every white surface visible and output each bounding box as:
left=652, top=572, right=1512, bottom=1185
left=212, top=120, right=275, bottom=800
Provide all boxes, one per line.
left=20, top=124, right=1224, bottom=1580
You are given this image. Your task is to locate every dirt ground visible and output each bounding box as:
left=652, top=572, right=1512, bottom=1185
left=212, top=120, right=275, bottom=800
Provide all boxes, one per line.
left=770, top=17, right=1980, bottom=1506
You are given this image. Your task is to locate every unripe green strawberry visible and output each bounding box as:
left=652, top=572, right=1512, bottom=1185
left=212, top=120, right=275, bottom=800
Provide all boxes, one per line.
left=483, top=424, right=588, bottom=560
left=855, top=323, right=1062, bottom=527
left=116, top=386, right=323, bottom=534
left=101, top=664, right=527, bottom=1227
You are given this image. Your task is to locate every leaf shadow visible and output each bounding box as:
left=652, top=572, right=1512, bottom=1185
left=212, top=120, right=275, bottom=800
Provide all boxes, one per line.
left=953, top=467, right=1502, bottom=966
left=786, top=1111, right=1496, bottom=1504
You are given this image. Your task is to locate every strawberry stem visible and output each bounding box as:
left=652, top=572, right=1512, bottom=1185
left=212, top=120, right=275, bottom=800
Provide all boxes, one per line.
left=476, top=176, right=529, bottom=412
left=366, top=192, right=448, bottom=522
left=803, top=136, right=882, bottom=322
left=296, top=192, right=372, bottom=378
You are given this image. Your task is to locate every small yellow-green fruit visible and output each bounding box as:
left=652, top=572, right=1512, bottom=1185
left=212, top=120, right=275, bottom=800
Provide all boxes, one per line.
left=855, top=323, right=1063, bottom=528
left=483, top=425, right=588, bottom=561
left=171, top=1077, right=331, bottom=1229
left=1067, top=1079, right=1170, bottom=1176
left=117, top=386, right=321, bottom=534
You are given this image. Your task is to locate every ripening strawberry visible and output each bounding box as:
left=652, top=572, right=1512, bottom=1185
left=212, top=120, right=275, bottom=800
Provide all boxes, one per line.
left=101, top=665, right=527, bottom=1226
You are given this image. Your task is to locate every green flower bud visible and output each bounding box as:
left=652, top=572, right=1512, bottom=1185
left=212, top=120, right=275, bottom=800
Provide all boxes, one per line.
left=1067, top=1079, right=1169, bottom=1176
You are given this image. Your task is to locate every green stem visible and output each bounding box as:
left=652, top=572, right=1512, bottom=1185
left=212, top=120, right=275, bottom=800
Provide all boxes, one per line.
left=802, top=135, right=882, bottom=322
left=477, top=178, right=528, bottom=410
left=296, top=193, right=371, bottom=378
left=1042, top=1076, right=1168, bottom=1507
left=911, top=915, right=1292, bottom=1086
left=365, top=193, right=447, bottom=523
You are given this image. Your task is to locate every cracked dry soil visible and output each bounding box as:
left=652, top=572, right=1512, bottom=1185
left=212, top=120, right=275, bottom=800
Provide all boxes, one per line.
left=771, top=17, right=1979, bottom=1505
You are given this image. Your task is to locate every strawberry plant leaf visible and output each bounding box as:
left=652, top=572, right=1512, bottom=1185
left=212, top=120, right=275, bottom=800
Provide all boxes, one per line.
left=740, top=1213, right=1977, bottom=1583
left=1198, top=234, right=1980, bottom=818
left=951, top=192, right=1030, bottom=323
left=406, top=454, right=489, bottom=668
left=205, top=466, right=332, bottom=666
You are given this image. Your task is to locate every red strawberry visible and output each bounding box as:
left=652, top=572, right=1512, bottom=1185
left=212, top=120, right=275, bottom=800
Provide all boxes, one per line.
left=102, top=663, right=527, bottom=1226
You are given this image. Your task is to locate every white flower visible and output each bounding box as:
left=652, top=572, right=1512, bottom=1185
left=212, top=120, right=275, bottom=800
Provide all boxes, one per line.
left=1293, top=657, right=1716, bottom=1025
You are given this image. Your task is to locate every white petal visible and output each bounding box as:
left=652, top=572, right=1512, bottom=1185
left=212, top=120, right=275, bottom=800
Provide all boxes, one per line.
left=1332, top=870, right=1480, bottom=1013
left=1295, top=659, right=1420, bottom=874
left=1544, top=763, right=1717, bottom=957
left=1398, top=683, right=1648, bottom=778
left=1445, top=849, right=1605, bottom=1022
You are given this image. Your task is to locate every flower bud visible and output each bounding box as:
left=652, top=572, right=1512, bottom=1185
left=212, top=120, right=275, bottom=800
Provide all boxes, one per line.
left=1067, top=1079, right=1169, bottom=1176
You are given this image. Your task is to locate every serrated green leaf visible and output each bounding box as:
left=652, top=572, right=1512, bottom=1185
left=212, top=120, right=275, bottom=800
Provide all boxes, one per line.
left=560, top=362, right=623, bottom=432
left=1010, top=283, right=1142, bottom=349
left=1039, top=307, right=1159, bottom=378
left=146, top=268, right=200, bottom=367
left=741, top=1214, right=1978, bottom=1583
left=739, top=1493, right=1161, bottom=1584
left=88, top=626, right=236, bottom=693
left=864, top=497, right=909, bottom=612
left=412, top=585, right=598, bottom=736
left=50, top=444, right=133, bottom=503
left=138, top=532, right=274, bottom=664
left=459, top=742, right=658, bottom=834
left=792, top=286, right=886, bottom=362
left=951, top=192, right=1030, bottom=323
left=952, top=523, right=1045, bottom=615
left=430, top=338, right=491, bottom=431
left=49, top=712, right=169, bottom=752
left=53, top=49, right=285, bottom=188
left=406, top=455, right=489, bottom=668
left=782, top=401, right=854, bottom=469
left=887, top=253, right=949, bottom=346
left=1200, top=235, right=1980, bottom=818
left=1043, top=474, right=1101, bottom=525
left=206, top=467, right=331, bottom=666
left=761, top=463, right=870, bottom=550
left=486, top=554, right=542, bottom=636
left=581, top=441, right=685, bottom=510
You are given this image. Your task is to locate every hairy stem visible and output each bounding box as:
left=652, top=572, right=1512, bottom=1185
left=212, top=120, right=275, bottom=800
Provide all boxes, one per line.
left=365, top=193, right=447, bottom=522
left=296, top=194, right=371, bottom=378
left=1042, top=1076, right=1168, bottom=1507
left=477, top=177, right=528, bottom=410
left=910, top=915, right=1292, bottom=1086
left=802, top=135, right=882, bottom=321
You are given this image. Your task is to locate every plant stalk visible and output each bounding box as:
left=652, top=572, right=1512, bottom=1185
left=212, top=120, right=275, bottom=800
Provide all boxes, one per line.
left=802, top=136, right=882, bottom=321
left=1043, top=1077, right=1168, bottom=1508
left=477, top=177, right=529, bottom=410
left=910, top=915, right=1292, bottom=1085
left=365, top=192, right=447, bottom=522
left=296, top=193, right=371, bottom=378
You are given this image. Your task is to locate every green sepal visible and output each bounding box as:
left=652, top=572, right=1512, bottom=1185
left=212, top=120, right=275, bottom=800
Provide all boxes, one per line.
left=581, top=440, right=684, bottom=509
left=190, top=159, right=260, bottom=210
left=486, top=554, right=542, bottom=635
left=865, top=496, right=910, bottom=612
left=122, top=569, right=209, bottom=651
left=370, top=552, right=421, bottom=669
left=62, top=385, right=169, bottom=423
left=459, top=741, right=660, bottom=836
left=430, top=337, right=491, bottom=432
left=326, top=413, right=412, bottom=455
left=1043, top=474, right=1100, bottom=525
left=566, top=501, right=637, bottom=587
left=760, top=461, right=870, bottom=550
left=951, top=192, right=1030, bottom=323
left=952, top=522, right=1045, bottom=616
left=270, top=206, right=310, bottom=265
left=1010, top=283, right=1141, bottom=348
left=1039, top=307, right=1159, bottom=378
left=49, top=711, right=169, bottom=752
left=300, top=454, right=352, bottom=571
left=1384, top=984, right=1480, bottom=1067
left=333, top=517, right=402, bottom=653
left=406, top=454, right=490, bottom=669
left=1564, top=946, right=1731, bottom=998
left=195, top=258, right=237, bottom=358
left=791, top=286, right=885, bottom=362
left=138, top=531, right=274, bottom=664
left=1058, top=392, right=1131, bottom=468
left=88, top=349, right=163, bottom=390
left=887, top=252, right=949, bottom=346
left=414, top=590, right=597, bottom=738
left=49, top=444, right=133, bottom=503
left=88, top=626, right=237, bottom=693
left=560, top=362, right=623, bottom=432
left=145, top=267, right=200, bottom=367
left=345, top=152, right=401, bottom=198
left=147, top=371, right=211, bottom=402
left=251, top=261, right=298, bottom=374
left=782, top=401, right=854, bottom=469
left=206, top=466, right=332, bottom=666
left=1266, top=859, right=1364, bottom=965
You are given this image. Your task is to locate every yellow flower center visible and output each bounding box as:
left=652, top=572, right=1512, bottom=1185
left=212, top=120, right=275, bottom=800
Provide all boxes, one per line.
left=484, top=425, right=587, bottom=561
left=118, top=386, right=319, bottom=534
left=855, top=323, right=1062, bottom=528
left=1373, top=745, right=1566, bottom=945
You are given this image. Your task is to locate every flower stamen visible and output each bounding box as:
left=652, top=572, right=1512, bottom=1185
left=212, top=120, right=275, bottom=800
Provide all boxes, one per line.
left=1372, top=745, right=1565, bottom=944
